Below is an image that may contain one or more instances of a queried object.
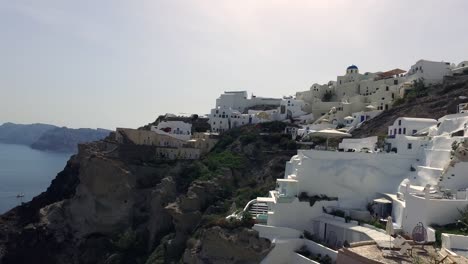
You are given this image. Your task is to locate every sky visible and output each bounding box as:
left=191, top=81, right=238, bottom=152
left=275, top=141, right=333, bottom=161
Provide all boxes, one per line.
left=0, top=0, right=467, bottom=130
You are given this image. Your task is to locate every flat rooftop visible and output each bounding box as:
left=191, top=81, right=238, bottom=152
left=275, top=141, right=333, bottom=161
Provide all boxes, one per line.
left=344, top=244, right=465, bottom=264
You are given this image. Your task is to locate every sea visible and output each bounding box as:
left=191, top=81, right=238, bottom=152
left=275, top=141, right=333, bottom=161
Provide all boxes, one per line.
left=0, top=143, right=71, bottom=214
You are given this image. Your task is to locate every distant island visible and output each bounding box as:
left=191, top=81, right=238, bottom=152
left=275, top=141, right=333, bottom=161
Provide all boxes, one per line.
left=0, top=122, right=111, bottom=153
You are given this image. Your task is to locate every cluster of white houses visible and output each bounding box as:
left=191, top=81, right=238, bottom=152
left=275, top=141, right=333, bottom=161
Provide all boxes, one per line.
left=209, top=59, right=468, bottom=137
left=240, top=111, right=468, bottom=263
left=115, top=114, right=218, bottom=160
left=109, top=58, right=468, bottom=262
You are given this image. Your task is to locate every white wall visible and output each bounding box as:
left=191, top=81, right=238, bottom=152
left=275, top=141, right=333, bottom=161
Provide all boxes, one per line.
left=215, top=91, right=248, bottom=111
left=253, top=224, right=302, bottom=240
left=406, top=60, right=452, bottom=85
left=260, top=239, right=303, bottom=264
left=292, top=253, right=320, bottom=264
left=403, top=193, right=468, bottom=234
left=151, top=121, right=192, bottom=141
left=290, top=150, right=415, bottom=208
left=388, top=117, right=437, bottom=137
left=442, top=233, right=468, bottom=251
left=260, top=238, right=337, bottom=264
left=338, top=136, right=377, bottom=151
left=267, top=199, right=338, bottom=231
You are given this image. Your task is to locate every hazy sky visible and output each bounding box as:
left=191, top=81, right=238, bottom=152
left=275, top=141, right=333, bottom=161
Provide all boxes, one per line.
left=1, top=0, right=467, bottom=129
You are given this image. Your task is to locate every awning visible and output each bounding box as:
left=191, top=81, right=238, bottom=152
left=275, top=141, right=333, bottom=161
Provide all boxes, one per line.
left=373, top=197, right=392, bottom=204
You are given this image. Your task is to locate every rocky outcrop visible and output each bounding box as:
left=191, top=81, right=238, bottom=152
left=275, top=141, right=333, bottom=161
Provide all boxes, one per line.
left=31, top=127, right=111, bottom=153
left=0, top=122, right=110, bottom=153
left=0, top=122, right=56, bottom=145
left=1, top=122, right=293, bottom=264
left=183, top=226, right=272, bottom=264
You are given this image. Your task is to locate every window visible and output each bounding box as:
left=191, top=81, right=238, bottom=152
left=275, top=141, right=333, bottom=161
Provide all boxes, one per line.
left=403, top=128, right=406, bottom=134
left=386, top=86, right=389, bottom=91
left=408, top=143, right=412, bottom=149
left=394, top=80, right=398, bottom=85
left=412, top=129, right=417, bottom=135
left=398, top=120, right=401, bottom=126
left=382, top=97, right=385, bottom=100
left=398, top=128, right=402, bottom=134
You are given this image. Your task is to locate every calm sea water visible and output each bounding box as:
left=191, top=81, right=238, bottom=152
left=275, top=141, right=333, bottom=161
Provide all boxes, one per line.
left=0, top=143, right=70, bottom=214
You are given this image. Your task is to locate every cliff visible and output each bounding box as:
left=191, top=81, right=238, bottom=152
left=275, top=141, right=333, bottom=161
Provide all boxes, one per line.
left=0, top=122, right=295, bottom=264
left=0, top=123, right=56, bottom=145
left=30, top=127, right=111, bottom=153
left=0, top=122, right=110, bottom=153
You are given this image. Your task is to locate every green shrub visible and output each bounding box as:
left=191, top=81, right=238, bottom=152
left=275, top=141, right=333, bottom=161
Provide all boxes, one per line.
left=392, top=97, right=405, bottom=106
left=330, top=209, right=346, bottom=218
left=405, top=78, right=428, bottom=101
left=295, top=245, right=312, bottom=258
left=114, top=229, right=138, bottom=251
left=212, top=135, right=235, bottom=152
left=366, top=218, right=385, bottom=229
left=239, top=133, right=258, bottom=145
left=204, top=151, right=246, bottom=171
left=258, top=121, right=288, bottom=133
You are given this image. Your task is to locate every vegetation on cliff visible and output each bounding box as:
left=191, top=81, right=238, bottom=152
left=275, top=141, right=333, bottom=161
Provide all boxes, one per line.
left=0, top=121, right=294, bottom=264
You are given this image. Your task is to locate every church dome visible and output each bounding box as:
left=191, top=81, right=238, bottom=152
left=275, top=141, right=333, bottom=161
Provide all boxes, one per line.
left=347, top=65, right=358, bottom=70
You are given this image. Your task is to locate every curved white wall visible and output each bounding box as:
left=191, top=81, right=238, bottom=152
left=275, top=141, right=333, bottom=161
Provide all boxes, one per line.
left=267, top=199, right=338, bottom=231
left=403, top=193, right=468, bottom=234
left=291, top=150, right=415, bottom=208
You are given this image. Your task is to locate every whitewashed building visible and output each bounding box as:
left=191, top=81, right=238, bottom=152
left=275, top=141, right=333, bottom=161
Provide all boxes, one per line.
left=151, top=120, right=192, bottom=141
left=387, top=117, right=438, bottom=137
left=209, top=91, right=308, bottom=132
left=245, top=113, right=468, bottom=263
left=406, top=59, right=452, bottom=85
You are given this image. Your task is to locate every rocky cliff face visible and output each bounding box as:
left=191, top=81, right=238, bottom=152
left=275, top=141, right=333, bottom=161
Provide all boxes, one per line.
left=183, top=227, right=271, bottom=264
left=0, top=123, right=294, bottom=264
left=31, top=127, right=111, bottom=153
left=0, top=122, right=56, bottom=145
left=0, top=122, right=110, bottom=153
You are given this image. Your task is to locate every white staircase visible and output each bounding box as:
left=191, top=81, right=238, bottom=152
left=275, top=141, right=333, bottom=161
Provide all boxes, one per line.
left=249, top=202, right=268, bottom=217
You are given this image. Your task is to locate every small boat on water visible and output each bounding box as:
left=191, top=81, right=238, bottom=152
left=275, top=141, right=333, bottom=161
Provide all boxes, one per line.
left=16, top=194, right=25, bottom=198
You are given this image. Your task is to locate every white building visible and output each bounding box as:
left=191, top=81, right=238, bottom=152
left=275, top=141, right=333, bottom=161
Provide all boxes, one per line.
left=297, top=65, right=406, bottom=129
left=209, top=91, right=308, bottom=132
left=338, top=136, right=378, bottom=152
left=387, top=117, right=438, bottom=137
left=452, top=61, right=468, bottom=75
left=247, top=112, right=468, bottom=262
left=209, top=91, right=283, bottom=133
left=215, top=91, right=281, bottom=113
left=211, top=59, right=463, bottom=134
left=406, top=59, right=452, bottom=85
left=151, top=120, right=192, bottom=141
